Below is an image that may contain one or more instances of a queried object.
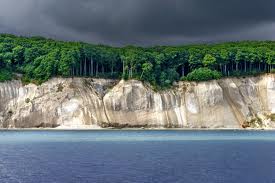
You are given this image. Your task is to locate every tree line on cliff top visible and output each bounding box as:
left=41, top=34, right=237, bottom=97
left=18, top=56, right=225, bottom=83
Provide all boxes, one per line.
left=0, top=34, right=275, bottom=88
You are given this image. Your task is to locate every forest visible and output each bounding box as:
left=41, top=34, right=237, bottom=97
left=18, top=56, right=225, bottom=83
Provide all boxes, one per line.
left=0, top=34, right=275, bottom=89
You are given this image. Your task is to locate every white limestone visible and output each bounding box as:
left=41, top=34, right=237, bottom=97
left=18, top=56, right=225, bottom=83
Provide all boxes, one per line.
left=0, top=74, right=274, bottom=129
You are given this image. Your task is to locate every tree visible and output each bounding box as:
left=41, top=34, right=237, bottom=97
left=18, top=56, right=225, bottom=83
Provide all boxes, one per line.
left=235, top=49, right=244, bottom=72
left=203, top=54, right=216, bottom=68
left=12, top=45, right=24, bottom=66
left=140, top=62, right=153, bottom=80
left=121, top=49, right=139, bottom=79
left=59, top=48, right=80, bottom=76
left=267, top=50, right=275, bottom=72
left=220, top=49, right=229, bottom=75
left=0, top=33, right=274, bottom=88
left=188, top=48, right=203, bottom=69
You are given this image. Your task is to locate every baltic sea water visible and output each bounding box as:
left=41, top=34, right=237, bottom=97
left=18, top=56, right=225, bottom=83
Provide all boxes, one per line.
left=0, top=130, right=275, bottom=183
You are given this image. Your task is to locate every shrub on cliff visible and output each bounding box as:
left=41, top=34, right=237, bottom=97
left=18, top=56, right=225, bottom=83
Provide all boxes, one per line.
left=0, top=69, right=12, bottom=82
left=183, top=68, right=222, bottom=81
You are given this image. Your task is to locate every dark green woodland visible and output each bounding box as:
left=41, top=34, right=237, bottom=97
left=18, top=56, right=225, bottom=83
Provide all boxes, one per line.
left=0, top=34, right=275, bottom=89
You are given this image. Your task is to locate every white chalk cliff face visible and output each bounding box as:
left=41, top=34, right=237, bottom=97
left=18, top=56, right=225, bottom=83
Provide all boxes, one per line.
left=0, top=74, right=274, bottom=129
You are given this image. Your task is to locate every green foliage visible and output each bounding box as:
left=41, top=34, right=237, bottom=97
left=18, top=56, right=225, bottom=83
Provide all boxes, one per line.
left=0, top=69, right=13, bottom=82
left=184, top=68, right=222, bottom=81
left=203, top=54, right=216, bottom=68
left=0, top=34, right=274, bottom=88
left=141, top=62, right=153, bottom=80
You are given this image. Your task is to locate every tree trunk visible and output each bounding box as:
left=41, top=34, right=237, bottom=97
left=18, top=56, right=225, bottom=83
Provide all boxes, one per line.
left=72, top=66, right=75, bottom=76
left=130, top=65, right=133, bottom=78
left=91, top=57, right=94, bottom=76
left=102, top=64, right=105, bottom=74
left=96, top=62, right=99, bottom=77
left=84, top=57, right=87, bottom=76
left=224, top=64, right=227, bottom=76
left=123, top=61, right=125, bottom=76
left=140, top=68, right=145, bottom=79
left=182, top=65, right=185, bottom=77
left=79, top=60, right=82, bottom=76
left=111, top=60, right=114, bottom=76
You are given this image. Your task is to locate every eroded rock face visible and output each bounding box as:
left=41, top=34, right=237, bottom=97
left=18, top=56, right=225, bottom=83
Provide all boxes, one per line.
left=0, top=78, right=114, bottom=128
left=103, top=80, right=184, bottom=128
left=0, top=74, right=274, bottom=129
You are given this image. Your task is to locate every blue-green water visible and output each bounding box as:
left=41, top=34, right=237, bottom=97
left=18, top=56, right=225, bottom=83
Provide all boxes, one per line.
left=0, top=130, right=275, bottom=183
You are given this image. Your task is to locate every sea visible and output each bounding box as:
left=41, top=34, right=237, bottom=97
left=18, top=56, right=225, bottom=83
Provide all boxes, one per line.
left=0, top=130, right=274, bottom=183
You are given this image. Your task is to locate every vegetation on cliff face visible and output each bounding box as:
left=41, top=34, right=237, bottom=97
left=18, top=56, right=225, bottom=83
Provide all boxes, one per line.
left=0, top=68, right=13, bottom=82
left=183, top=68, right=222, bottom=82
left=0, top=34, right=275, bottom=88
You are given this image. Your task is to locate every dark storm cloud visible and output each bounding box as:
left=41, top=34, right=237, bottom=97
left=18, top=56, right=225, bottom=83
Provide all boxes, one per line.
left=0, top=0, right=275, bottom=46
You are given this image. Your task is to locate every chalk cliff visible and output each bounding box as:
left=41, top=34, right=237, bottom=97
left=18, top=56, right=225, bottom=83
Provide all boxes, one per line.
left=0, top=74, right=274, bottom=129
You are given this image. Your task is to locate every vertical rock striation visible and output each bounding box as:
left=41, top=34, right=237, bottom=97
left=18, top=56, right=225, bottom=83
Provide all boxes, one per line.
left=0, top=74, right=274, bottom=129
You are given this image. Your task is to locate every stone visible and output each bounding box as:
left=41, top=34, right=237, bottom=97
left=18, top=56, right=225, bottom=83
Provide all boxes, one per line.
left=0, top=74, right=274, bottom=129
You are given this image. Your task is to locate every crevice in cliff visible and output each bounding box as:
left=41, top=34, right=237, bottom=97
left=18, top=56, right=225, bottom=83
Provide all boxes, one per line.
left=218, top=81, right=245, bottom=128
left=101, top=96, right=110, bottom=125
left=1, top=76, right=274, bottom=129
left=237, top=84, right=255, bottom=118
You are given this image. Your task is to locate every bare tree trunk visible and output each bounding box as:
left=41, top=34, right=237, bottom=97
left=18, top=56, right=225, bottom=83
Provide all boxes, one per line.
left=84, top=57, right=87, bottom=76
left=96, top=62, right=99, bottom=77
left=79, top=60, right=82, bottom=76
left=130, top=65, right=132, bottom=78
left=91, top=57, right=94, bottom=76
left=72, top=65, right=75, bottom=76
left=224, top=64, right=228, bottom=76
left=140, top=71, right=144, bottom=79
left=123, top=61, right=125, bottom=76
left=111, top=60, right=114, bottom=76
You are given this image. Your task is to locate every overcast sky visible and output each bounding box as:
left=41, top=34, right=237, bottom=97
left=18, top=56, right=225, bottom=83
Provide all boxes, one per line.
left=0, top=0, right=274, bottom=46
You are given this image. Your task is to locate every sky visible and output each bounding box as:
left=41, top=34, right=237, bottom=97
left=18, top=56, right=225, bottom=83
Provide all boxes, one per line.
left=0, top=0, right=275, bottom=46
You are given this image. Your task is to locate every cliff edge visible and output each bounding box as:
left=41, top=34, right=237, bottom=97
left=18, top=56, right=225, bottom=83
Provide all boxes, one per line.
left=0, top=74, right=274, bottom=129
